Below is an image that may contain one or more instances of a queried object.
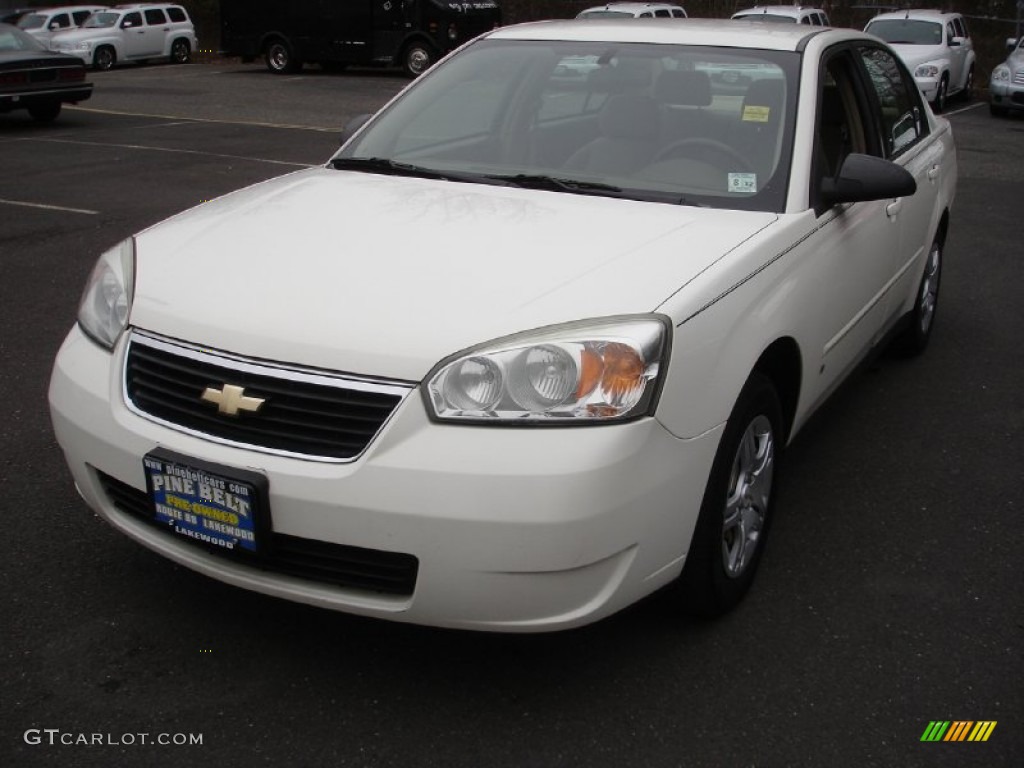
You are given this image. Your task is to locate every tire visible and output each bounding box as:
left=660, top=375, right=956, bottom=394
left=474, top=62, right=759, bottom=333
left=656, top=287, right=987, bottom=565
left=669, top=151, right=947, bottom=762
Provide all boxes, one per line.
left=931, top=76, right=948, bottom=113
left=170, top=38, right=191, bottom=65
left=401, top=41, right=436, bottom=78
left=894, top=235, right=942, bottom=357
left=960, top=66, right=974, bottom=102
left=93, top=45, right=115, bottom=71
left=27, top=101, right=61, bottom=123
left=265, top=38, right=301, bottom=74
left=675, top=372, right=783, bottom=617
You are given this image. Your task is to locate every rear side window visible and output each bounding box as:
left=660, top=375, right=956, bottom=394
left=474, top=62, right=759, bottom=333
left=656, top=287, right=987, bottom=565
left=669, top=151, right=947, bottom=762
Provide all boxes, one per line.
left=144, top=9, right=167, bottom=25
left=167, top=7, right=187, bottom=23
left=671, top=9, right=685, bottom=18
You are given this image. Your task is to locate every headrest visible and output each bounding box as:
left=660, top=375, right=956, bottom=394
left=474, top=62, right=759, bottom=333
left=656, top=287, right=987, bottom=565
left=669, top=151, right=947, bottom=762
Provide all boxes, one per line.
left=654, top=70, right=712, bottom=107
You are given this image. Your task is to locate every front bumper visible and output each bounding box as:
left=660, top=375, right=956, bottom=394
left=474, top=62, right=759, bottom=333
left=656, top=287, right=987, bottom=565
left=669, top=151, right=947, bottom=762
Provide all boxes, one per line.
left=989, top=78, right=1024, bottom=110
left=914, top=75, right=940, bottom=102
left=49, top=325, right=723, bottom=632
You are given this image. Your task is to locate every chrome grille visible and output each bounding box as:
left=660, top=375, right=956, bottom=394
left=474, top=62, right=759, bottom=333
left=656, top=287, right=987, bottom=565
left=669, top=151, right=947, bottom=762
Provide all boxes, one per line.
left=124, top=332, right=413, bottom=461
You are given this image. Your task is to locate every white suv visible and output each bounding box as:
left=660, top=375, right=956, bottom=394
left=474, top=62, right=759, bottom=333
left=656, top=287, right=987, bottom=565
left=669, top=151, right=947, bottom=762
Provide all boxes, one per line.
left=16, top=6, right=107, bottom=46
left=864, top=9, right=975, bottom=113
left=731, top=5, right=829, bottom=26
left=49, top=3, right=196, bottom=70
left=577, top=3, right=687, bottom=19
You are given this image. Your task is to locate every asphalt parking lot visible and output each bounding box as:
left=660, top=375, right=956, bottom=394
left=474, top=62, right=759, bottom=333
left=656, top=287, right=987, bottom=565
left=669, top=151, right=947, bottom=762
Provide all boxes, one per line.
left=1, top=61, right=1022, bottom=768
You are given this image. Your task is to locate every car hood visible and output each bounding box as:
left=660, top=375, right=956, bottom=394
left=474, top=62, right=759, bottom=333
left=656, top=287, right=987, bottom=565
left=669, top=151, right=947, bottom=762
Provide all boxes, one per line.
left=130, top=169, right=776, bottom=381
left=49, top=28, right=109, bottom=44
left=0, top=49, right=83, bottom=67
left=886, top=43, right=946, bottom=70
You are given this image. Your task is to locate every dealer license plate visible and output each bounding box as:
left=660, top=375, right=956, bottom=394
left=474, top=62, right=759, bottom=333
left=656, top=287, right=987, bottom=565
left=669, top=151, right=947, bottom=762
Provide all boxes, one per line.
left=143, top=450, right=268, bottom=554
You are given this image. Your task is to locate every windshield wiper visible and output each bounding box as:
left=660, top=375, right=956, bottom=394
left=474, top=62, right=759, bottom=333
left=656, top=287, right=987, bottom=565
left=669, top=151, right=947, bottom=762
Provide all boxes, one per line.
left=329, top=157, right=496, bottom=185
left=483, top=173, right=626, bottom=196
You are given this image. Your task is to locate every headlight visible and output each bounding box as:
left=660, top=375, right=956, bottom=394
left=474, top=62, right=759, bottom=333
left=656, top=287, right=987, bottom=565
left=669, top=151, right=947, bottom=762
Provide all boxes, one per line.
left=425, top=316, right=670, bottom=424
left=77, top=238, right=135, bottom=350
left=914, top=64, right=940, bottom=79
left=991, top=65, right=1011, bottom=82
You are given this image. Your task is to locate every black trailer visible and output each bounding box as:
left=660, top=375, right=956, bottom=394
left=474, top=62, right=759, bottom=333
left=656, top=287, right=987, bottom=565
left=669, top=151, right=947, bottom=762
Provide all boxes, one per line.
left=220, top=0, right=501, bottom=77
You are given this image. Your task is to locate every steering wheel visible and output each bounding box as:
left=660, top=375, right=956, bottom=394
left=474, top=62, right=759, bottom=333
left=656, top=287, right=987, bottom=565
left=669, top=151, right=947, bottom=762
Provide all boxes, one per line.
left=653, top=138, right=753, bottom=172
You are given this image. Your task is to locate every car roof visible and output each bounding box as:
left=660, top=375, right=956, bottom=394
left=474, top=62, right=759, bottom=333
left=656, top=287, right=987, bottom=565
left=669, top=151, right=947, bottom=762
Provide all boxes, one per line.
left=488, top=17, right=841, bottom=51
left=579, top=3, right=685, bottom=13
left=732, top=5, right=824, bottom=17
left=867, top=9, right=960, bottom=23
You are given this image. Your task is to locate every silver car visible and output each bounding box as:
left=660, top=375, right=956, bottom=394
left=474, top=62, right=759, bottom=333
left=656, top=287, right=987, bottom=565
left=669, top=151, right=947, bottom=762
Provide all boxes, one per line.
left=990, top=37, right=1024, bottom=117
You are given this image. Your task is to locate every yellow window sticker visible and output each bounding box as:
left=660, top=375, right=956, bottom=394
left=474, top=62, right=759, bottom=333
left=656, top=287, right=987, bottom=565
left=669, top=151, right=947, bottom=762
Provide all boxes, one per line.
left=743, top=105, right=771, bottom=123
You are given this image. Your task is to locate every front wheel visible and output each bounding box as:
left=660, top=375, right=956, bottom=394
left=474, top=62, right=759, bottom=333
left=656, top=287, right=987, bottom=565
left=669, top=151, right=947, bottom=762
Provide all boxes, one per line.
left=893, top=235, right=942, bottom=357
left=932, top=76, right=948, bottom=113
left=93, top=45, right=115, bottom=71
left=170, top=38, right=191, bottom=65
left=675, top=373, right=783, bottom=617
left=401, top=41, right=436, bottom=78
left=265, top=39, right=301, bottom=74
left=28, top=100, right=61, bottom=122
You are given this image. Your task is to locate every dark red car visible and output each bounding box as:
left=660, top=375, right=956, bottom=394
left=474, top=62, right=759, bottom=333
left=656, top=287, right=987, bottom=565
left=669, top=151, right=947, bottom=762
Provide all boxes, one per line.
left=0, top=22, right=92, bottom=122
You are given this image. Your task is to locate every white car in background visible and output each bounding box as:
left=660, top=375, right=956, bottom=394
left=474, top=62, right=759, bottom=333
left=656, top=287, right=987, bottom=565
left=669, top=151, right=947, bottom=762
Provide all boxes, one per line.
left=576, top=3, right=687, bottom=19
left=49, top=3, right=195, bottom=70
left=731, top=5, right=829, bottom=26
left=50, top=19, right=957, bottom=632
left=989, top=36, right=1024, bottom=117
left=16, top=5, right=106, bottom=46
left=864, top=9, right=976, bottom=113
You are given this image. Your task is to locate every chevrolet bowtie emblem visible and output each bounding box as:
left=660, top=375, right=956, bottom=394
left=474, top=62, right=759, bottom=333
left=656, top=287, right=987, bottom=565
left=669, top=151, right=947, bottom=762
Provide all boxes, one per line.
left=201, top=384, right=265, bottom=417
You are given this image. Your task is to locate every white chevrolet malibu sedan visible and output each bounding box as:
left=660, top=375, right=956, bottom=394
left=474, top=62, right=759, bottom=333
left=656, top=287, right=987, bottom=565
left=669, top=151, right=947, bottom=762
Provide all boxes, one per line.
left=49, top=19, right=957, bottom=631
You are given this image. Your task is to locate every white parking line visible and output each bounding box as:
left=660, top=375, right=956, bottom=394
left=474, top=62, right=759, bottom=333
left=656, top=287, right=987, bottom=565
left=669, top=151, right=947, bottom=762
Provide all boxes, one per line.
left=0, top=198, right=99, bottom=215
left=944, top=102, right=986, bottom=117
left=22, top=137, right=317, bottom=168
left=67, top=105, right=337, bottom=133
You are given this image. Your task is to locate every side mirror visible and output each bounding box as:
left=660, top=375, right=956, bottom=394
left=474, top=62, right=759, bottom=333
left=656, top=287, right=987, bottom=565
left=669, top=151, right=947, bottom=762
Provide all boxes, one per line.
left=948, top=37, right=962, bottom=48
left=339, top=113, right=372, bottom=146
left=1008, top=38, right=1019, bottom=53
left=820, top=153, right=917, bottom=208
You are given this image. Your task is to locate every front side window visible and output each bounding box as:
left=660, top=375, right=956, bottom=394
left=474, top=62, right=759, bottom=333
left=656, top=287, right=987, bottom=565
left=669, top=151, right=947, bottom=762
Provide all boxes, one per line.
left=858, top=46, right=927, bottom=158
left=50, top=13, right=71, bottom=29
left=336, top=40, right=799, bottom=213
left=121, top=12, right=143, bottom=28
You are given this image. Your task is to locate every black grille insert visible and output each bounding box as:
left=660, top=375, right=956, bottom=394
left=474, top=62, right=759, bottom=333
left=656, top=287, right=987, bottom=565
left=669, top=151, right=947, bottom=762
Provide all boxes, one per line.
left=97, top=471, right=419, bottom=597
left=124, top=334, right=409, bottom=461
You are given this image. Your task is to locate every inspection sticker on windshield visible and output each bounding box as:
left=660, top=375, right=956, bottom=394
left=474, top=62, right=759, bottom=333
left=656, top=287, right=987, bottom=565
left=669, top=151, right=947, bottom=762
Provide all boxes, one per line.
left=728, top=173, right=758, bottom=194
left=742, top=105, right=771, bottom=123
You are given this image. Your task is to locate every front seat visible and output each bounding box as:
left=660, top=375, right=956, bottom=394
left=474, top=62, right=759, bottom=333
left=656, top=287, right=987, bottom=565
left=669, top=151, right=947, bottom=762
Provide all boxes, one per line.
left=562, top=93, right=661, bottom=176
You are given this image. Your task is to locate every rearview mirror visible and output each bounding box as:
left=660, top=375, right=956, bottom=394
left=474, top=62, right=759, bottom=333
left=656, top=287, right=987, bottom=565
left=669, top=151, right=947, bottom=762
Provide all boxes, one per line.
left=820, top=153, right=917, bottom=207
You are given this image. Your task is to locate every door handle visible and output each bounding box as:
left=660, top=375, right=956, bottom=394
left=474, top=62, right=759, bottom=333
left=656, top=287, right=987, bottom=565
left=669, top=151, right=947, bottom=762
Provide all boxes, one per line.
left=886, top=199, right=902, bottom=218
left=927, top=165, right=941, bottom=181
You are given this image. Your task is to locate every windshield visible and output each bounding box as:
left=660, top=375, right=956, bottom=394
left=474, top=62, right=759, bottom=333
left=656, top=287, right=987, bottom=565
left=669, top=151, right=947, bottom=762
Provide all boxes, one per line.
left=83, top=12, right=119, bottom=28
left=578, top=11, right=639, bottom=18
left=734, top=14, right=797, bottom=23
left=16, top=13, right=46, bottom=29
left=0, top=25, right=47, bottom=51
left=335, top=39, right=798, bottom=213
left=865, top=19, right=943, bottom=45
